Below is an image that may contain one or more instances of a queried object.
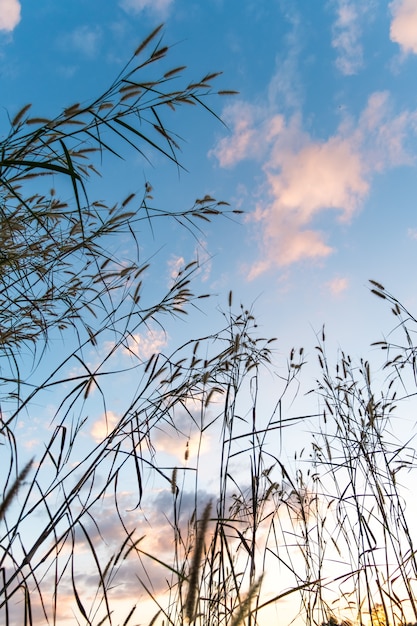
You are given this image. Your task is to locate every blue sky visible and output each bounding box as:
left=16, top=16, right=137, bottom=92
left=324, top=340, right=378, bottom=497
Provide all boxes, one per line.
left=2, top=1, right=417, bottom=624
left=3, top=0, right=417, bottom=356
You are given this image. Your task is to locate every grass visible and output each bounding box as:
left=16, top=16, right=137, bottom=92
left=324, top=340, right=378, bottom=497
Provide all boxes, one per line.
left=120, top=289, right=417, bottom=626
left=1, top=24, right=417, bottom=626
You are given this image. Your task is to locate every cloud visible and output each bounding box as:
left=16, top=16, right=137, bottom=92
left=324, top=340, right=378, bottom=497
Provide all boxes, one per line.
left=210, top=102, right=270, bottom=168
left=68, top=25, right=102, bottom=57
left=331, top=0, right=364, bottom=75
left=167, top=245, right=212, bottom=289
left=151, top=406, right=212, bottom=461
left=68, top=487, right=215, bottom=603
left=0, top=0, right=21, bottom=32
left=244, top=114, right=367, bottom=275
left=123, top=328, right=167, bottom=360
left=91, top=410, right=120, bottom=442
left=390, top=0, right=417, bottom=56
left=194, top=241, right=212, bottom=283
left=168, top=255, right=186, bottom=282
left=120, top=0, right=173, bottom=18
left=212, top=91, right=417, bottom=277
left=267, top=4, right=303, bottom=110
left=326, top=277, right=349, bottom=295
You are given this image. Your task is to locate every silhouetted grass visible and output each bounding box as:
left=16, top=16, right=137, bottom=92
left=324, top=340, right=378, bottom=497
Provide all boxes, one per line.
left=1, top=22, right=417, bottom=626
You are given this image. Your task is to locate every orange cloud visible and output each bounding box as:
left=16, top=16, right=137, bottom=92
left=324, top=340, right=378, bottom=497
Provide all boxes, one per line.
left=245, top=118, right=367, bottom=275
left=91, top=410, right=120, bottom=441
left=151, top=406, right=212, bottom=461
left=390, top=0, right=417, bottom=55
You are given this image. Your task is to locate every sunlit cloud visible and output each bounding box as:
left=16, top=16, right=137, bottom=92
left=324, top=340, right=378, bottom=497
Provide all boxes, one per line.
left=168, top=255, right=186, bottom=282
left=120, top=0, right=173, bottom=18
left=151, top=408, right=212, bottom=461
left=167, top=244, right=212, bottom=286
left=390, top=0, right=417, bottom=56
left=122, top=328, right=167, bottom=360
left=213, top=90, right=417, bottom=277
left=326, top=276, right=349, bottom=295
left=0, top=0, right=21, bottom=32
left=91, top=410, right=120, bottom=441
left=210, top=102, right=269, bottom=167
left=72, top=488, right=214, bottom=602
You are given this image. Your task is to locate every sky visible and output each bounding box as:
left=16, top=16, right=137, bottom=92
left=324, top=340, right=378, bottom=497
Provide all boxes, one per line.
left=3, top=0, right=417, bottom=352
left=2, top=0, right=417, bottom=625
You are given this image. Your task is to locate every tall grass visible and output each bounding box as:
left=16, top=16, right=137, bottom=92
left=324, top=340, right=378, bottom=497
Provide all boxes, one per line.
left=1, top=23, right=417, bottom=626
left=127, top=284, right=417, bottom=626
left=0, top=25, right=243, bottom=625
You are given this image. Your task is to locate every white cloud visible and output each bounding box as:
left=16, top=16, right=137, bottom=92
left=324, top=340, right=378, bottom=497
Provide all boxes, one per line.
left=195, top=241, right=212, bottom=283
left=69, top=25, right=102, bottom=57
left=167, top=245, right=212, bottom=286
left=0, top=0, right=21, bottom=32
left=123, top=328, right=167, bottom=360
left=330, top=0, right=377, bottom=75
left=390, top=0, right=417, bottom=56
left=267, top=5, right=303, bottom=110
left=212, top=91, right=417, bottom=277
left=120, top=0, right=173, bottom=18
left=167, top=255, right=185, bottom=282
left=331, top=0, right=364, bottom=75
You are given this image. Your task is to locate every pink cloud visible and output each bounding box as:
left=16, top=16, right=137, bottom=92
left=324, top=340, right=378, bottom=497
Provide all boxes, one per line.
left=390, top=0, right=417, bottom=55
left=249, top=228, right=333, bottom=278
left=210, top=102, right=276, bottom=167
left=246, top=117, right=367, bottom=274
left=213, top=91, right=417, bottom=276
left=266, top=135, right=368, bottom=222
left=151, top=406, right=212, bottom=461
left=356, top=91, right=417, bottom=169
left=326, top=277, right=349, bottom=295
left=0, top=0, right=20, bottom=32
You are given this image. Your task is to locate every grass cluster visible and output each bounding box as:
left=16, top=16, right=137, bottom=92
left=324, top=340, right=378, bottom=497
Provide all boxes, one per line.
left=1, top=25, right=417, bottom=626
